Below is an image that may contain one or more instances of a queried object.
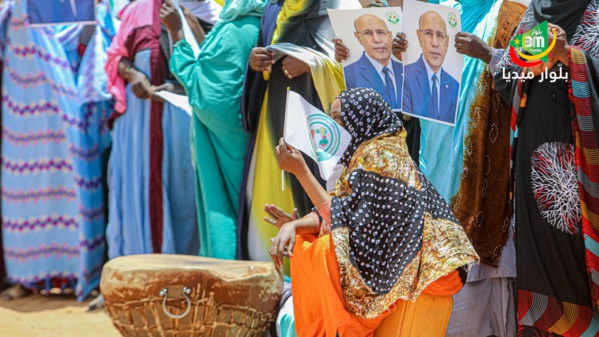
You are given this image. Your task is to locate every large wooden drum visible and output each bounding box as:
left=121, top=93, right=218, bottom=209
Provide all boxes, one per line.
left=101, top=254, right=283, bottom=337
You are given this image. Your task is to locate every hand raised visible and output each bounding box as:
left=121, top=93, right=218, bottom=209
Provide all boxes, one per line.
left=334, top=38, right=350, bottom=63
left=128, top=70, right=153, bottom=100
left=249, top=47, right=275, bottom=72
left=160, top=0, right=182, bottom=35
left=547, top=23, right=569, bottom=67
left=281, top=56, right=310, bottom=79
left=275, top=138, right=307, bottom=176
left=269, top=222, right=297, bottom=269
left=264, top=204, right=298, bottom=230
left=455, top=32, right=493, bottom=64
left=392, top=33, right=408, bottom=61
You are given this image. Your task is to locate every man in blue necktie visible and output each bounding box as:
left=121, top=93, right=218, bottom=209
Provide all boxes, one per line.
left=403, top=10, right=459, bottom=124
left=343, top=14, right=404, bottom=110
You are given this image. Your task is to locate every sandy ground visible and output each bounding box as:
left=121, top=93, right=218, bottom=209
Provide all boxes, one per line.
left=0, top=294, right=120, bottom=337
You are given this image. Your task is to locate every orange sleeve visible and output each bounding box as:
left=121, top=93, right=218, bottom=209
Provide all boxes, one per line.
left=421, top=270, right=464, bottom=296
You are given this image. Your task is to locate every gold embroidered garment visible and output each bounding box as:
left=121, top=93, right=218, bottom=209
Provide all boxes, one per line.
left=330, top=130, right=479, bottom=319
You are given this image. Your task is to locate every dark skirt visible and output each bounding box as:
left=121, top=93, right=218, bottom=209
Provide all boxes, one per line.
left=515, top=70, right=594, bottom=336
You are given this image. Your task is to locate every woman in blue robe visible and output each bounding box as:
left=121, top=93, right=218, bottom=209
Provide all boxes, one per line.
left=0, top=0, right=114, bottom=300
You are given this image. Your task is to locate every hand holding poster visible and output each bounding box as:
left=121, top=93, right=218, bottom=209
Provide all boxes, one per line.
left=328, top=7, right=404, bottom=112
left=401, top=0, right=462, bottom=126
left=28, top=0, right=96, bottom=26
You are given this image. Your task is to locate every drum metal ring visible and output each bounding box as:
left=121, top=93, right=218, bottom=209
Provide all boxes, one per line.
left=159, top=286, right=192, bottom=319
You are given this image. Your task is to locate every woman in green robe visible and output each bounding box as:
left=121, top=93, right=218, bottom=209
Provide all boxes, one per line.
left=161, top=0, right=268, bottom=259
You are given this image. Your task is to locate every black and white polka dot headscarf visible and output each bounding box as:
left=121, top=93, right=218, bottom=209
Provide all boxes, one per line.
left=330, top=89, right=460, bottom=295
left=338, top=88, right=402, bottom=166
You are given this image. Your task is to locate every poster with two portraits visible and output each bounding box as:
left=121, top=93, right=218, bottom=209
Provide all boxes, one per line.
left=328, top=0, right=463, bottom=126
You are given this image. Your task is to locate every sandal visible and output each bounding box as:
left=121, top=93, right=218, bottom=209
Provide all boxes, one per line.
left=87, top=294, right=105, bottom=311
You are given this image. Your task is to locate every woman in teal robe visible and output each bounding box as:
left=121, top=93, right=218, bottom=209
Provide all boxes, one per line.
left=163, top=0, right=268, bottom=259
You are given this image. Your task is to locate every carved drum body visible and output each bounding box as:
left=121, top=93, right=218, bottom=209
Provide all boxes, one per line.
left=101, top=254, right=283, bottom=337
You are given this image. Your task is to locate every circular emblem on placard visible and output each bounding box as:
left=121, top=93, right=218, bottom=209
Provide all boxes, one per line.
left=307, top=115, right=341, bottom=161
left=448, top=12, right=458, bottom=28
left=386, top=11, right=400, bottom=25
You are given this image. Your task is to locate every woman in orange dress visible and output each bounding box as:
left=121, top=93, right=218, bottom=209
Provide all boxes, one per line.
left=270, top=88, right=478, bottom=336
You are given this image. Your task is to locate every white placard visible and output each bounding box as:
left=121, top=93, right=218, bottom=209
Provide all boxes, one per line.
left=329, top=2, right=463, bottom=126
left=401, top=0, right=462, bottom=126
left=328, top=7, right=404, bottom=112
left=154, top=91, right=193, bottom=116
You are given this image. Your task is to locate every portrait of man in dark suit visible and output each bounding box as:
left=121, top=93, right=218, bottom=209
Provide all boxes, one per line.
left=403, top=10, right=459, bottom=124
left=344, top=14, right=403, bottom=110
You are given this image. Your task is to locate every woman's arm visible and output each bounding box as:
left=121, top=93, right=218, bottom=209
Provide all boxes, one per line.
left=117, top=57, right=134, bottom=79
left=159, top=1, right=201, bottom=105
left=454, top=32, right=494, bottom=64
left=182, top=6, right=206, bottom=45
left=160, top=0, right=184, bottom=44
left=269, top=215, right=319, bottom=268
left=275, top=138, right=329, bottom=208
left=117, top=58, right=153, bottom=99
left=162, top=0, right=207, bottom=46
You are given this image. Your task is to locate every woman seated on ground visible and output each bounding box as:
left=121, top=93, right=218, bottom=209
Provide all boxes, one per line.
left=270, top=88, right=478, bottom=336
